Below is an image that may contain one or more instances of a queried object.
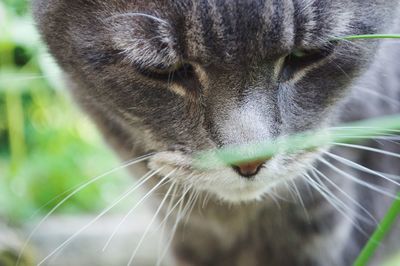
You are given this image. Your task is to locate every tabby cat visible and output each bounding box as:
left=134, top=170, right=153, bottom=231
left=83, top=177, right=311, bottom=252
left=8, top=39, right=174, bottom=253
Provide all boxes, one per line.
left=33, top=0, right=400, bottom=265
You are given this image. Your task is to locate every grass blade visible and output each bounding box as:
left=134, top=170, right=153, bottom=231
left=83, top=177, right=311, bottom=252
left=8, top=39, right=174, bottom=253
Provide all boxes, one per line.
left=342, top=34, right=400, bottom=40
left=194, top=115, right=400, bottom=169
left=353, top=192, right=400, bottom=266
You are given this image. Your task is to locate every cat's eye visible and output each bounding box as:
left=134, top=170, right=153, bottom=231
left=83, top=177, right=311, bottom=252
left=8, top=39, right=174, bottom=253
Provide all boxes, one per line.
left=280, top=44, right=335, bottom=81
left=136, top=63, right=196, bottom=83
left=136, top=62, right=201, bottom=98
left=290, top=49, right=309, bottom=59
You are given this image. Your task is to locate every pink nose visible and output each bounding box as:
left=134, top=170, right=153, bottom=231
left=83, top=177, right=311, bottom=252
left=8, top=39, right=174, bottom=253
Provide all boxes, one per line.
left=232, top=159, right=267, bottom=178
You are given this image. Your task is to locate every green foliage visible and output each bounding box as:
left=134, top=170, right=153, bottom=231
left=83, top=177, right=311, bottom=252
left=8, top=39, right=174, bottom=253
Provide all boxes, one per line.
left=0, top=0, right=27, bottom=15
left=0, top=0, right=131, bottom=222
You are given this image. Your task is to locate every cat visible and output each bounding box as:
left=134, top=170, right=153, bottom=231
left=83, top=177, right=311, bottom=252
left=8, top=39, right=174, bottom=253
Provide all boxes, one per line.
left=32, top=0, right=400, bottom=265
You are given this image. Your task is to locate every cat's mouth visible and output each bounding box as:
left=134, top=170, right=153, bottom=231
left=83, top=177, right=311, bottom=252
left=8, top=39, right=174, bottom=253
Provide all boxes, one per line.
left=148, top=149, right=322, bottom=203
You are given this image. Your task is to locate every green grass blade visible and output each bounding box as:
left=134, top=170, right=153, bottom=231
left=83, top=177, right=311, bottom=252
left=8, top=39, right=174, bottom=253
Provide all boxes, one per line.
left=194, top=115, right=400, bottom=169
left=342, top=34, right=400, bottom=40
left=353, top=192, right=400, bottom=266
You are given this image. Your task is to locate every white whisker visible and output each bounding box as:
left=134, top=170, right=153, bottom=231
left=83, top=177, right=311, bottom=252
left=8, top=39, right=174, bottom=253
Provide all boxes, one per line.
left=318, top=157, right=399, bottom=199
left=127, top=170, right=177, bottom=266
left=355, top=87, right=400, bottom=107
left=331, top=126, right=400, bottom=134
left=283, top=181, right=297, bottom=203
left=17, top=154, right=154, bottom=266
left=289, top=178, right=309, bottom=220
left=310, top=166, right=378, bottom=225
left=37, top=167, right=162, bottom=266
left=158, top=183, right=179, bottom=256
left=202, top=191, right=210, bottom=208
left=310, top=169, right=375, bottom=226
left=104, top=12, right=170, bottom=26
left=333, top=142, right=400, bottom=159
left=103, top=169, right=176, bottom=251
left=324, top=151, right=400, bottom=187
left=303, top=173, right=366, bottom=234
left=184, top=190, right=200, bottom=226
left=156, top=186, right=188, bottom=266
left=155, top=186, right=191, bottom=232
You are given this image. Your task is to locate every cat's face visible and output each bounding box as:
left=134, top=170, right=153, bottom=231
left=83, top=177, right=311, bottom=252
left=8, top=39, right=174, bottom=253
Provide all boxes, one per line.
left=34, top=0, right=398, bottom=202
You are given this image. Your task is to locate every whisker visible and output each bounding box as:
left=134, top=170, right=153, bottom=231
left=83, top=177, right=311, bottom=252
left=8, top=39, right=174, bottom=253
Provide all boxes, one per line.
left=155, top=186, right=191, bottom=232
left=103, top=169, right=176, bottom=251
left=289, top=178, right=309, bottom=220
left=184, top=190, right=200, bottom=226
left=329, top=134, right=400, bottom=149
left=283, top=181, right=297, bottom=203
left=304, top=173, right=367, bottom=234
left=266, top=190, right=282, bottom=209
left=158, top=183, right=179, bottom=255
left=268, top=183, right=290, bottom=203
left=104, top=12, right=170, bottom=26
left=331, top=126, right=400, bottom=134
left=181, top=189, right=196, bottom=225
left=202, top=191, right=211, bottom=208
left=324, top=151, right=400, bottom=187
left=310, top=166, right=378, bottom=225
left=376, top=171, right=400, bottom=181
left=328, top=57, right=351, bottom=79
left=331, top=134, right=399, bottom=139
left=156, top=186, right=189, bottom=266
left=332, top=142, right=400, bottom=159
left=36, top=167, right=162, bottom=266
left=310, top=169, right=376, bottom=226
left=17, top=153, right=154, bottom=266
left=318, top=158, right=399, bottom=199
left=355, top=87, right=400, bottom=107
left=329, top=35, right=371, bottom=52
left=127, top=171, right=177, bottom=266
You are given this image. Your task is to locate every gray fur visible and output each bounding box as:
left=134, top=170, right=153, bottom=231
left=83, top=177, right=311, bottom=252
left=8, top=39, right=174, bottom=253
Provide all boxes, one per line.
left=32, top=1, right=400, bottom=265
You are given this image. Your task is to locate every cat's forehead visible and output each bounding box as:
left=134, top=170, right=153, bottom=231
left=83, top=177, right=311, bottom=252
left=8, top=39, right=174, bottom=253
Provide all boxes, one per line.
left=99, top=0, right=354, bottom=66
left=182, top=0, right=296, bottom=63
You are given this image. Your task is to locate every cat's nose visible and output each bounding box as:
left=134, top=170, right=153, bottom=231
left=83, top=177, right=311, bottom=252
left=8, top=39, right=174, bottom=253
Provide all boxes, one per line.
left=232, top=159, right=266, bottom=178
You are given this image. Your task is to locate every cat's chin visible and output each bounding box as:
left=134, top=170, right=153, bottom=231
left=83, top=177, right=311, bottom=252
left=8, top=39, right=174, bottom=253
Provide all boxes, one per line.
left=207, top=179, right=284, bottom=204
left=213, top=187, right=271, bottom=203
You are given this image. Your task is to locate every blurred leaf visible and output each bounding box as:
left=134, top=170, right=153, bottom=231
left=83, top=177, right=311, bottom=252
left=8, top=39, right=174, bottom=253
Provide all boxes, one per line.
left=0, top=0, right=132, bottom=223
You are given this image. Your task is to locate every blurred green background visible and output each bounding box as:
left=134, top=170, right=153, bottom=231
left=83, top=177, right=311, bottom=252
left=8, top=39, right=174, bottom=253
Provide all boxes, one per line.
left=0, top=0, right=131, bottom=223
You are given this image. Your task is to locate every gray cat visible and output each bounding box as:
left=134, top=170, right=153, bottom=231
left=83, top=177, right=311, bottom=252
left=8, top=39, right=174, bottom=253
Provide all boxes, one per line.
left=32, top=0, right=400, bottom=265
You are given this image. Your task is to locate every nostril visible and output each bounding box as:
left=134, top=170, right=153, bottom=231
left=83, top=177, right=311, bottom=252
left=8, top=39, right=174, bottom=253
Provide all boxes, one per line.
left=232, top=159, right=266, bottom=178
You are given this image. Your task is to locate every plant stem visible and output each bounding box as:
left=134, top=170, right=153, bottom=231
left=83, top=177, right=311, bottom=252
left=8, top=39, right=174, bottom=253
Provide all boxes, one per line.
left=353, top=192, right=400, bottom=266
left=5, top=89, right=26, bottom=173
left=342, top=34, right=400, bottom=40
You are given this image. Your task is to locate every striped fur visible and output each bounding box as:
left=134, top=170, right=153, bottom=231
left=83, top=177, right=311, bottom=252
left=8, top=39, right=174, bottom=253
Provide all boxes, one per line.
left=33, top=1, right=400, bottom=265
